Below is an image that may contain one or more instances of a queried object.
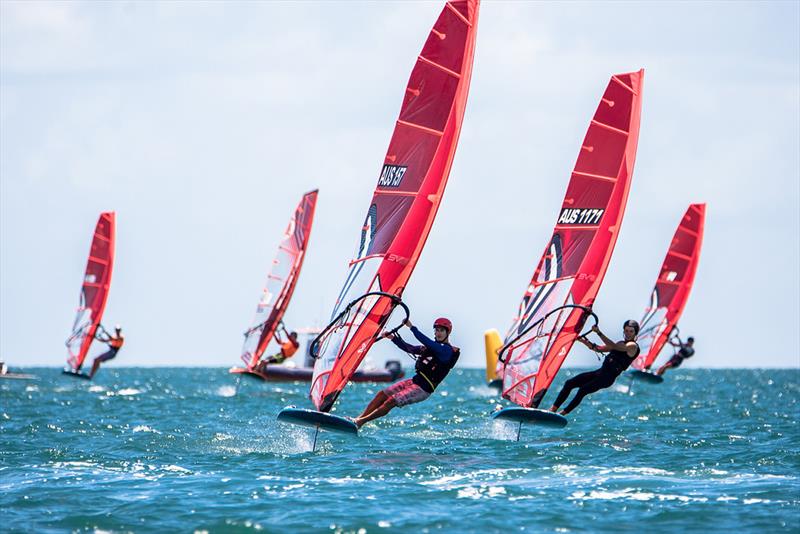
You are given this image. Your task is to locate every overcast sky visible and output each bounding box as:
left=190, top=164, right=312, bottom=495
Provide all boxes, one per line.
left=1, top=1, right=798, bottom=369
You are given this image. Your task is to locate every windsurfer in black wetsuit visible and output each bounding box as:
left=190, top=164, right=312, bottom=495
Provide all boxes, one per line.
left=656, top=336, right=695, bottom=376
left=88, top=325, right=124, bottom=378
left=549, top=320, right=640, bottom=415
left=354, top=318, right=459, bottom=429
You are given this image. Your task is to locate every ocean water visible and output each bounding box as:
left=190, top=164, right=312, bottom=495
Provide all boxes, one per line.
left=1, top=368, right=798, bottom=533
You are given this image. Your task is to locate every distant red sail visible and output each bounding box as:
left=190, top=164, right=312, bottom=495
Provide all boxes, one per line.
left=311, top=0, right=480, bottom=412
left=241, top=190, right=318, bottom=368
left=500, top=71, right=644, bottom=408
left=66, top=212, right=116, bottom=370
left=633, top=203, right=706, bottom=370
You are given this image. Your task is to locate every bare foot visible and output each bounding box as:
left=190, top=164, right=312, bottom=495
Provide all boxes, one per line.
left=558, top=410, right=567, bottom=416
left=549, top=405, right=558, bottom=412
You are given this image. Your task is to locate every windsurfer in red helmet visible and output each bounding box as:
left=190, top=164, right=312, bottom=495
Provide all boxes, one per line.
left=354, top=317, right=460, bottom=429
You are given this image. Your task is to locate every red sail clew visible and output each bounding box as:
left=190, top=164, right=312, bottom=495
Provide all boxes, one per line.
left=66, top=212, right=116, bottom=371
left=311, top=1, right=480, bottom=412
left=633, top=203, right=706, bottom=370
left=500, top=71, right=644, bottom=408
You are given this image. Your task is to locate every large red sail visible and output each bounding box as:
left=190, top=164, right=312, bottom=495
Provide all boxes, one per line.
left=500, top=71, right=644, bottom=408
left=633, top=203, right=705, bottom=370
left=240, top=190, right=318, bottom=369
left=66, top=212, right=116, bottom=370
left=311, top=0, right=480, bottom=412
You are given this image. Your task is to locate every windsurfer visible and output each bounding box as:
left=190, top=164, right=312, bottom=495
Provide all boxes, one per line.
left=256, top=327, right=299, bottom=371
left=656, top=337, right=695, bottom=376
left=549, top=320, right=640, bottom=415
left=354, top=318, right=459, bottom=428
left=89, top=325, right=124, bottom=378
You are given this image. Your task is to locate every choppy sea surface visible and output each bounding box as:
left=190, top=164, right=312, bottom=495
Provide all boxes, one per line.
left=1, top=368, right=798, bottom=533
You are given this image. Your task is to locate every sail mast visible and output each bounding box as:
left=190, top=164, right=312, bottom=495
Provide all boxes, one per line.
left=633, top=203, right=706, bottom=370
left=241, top=190, right=318, bottom=369
left=500, top=71, right=644, bottom=408
left=66, top=212, right=116, bottom=370
left=310, top=0, right=481, bottom=412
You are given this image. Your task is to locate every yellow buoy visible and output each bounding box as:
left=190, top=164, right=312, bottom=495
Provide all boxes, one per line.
left=484, top=329, right=502, bottom=383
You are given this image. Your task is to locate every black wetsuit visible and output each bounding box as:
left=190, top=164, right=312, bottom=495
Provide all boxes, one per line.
left=667, top=345, right=694, bottom=368
left=553, top=342, right=640, bottom=414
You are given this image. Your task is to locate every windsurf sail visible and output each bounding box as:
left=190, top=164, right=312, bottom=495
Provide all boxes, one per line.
left=240, top=190, right=318, bottom=369
left=498, top=70, right=644, bottom=408
left=632, top=203, right=706, bottom=370
left=310, top=0, right=480, bottom=413
left=65, top=212, right=116, bottom=371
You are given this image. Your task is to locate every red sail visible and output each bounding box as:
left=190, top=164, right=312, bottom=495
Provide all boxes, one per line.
left=500, top=71, right=644, bottom=408
left=633, top=203, right=706, bottom=370
left=311, top=0, right=480, bottom=412
left=240, top=190, right=318, bottom=368
left=65, top=212, right=116, bottom=370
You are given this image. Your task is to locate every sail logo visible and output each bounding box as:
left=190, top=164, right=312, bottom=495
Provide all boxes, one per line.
left=387, top=253, right=409, bottom=265
left=377, top=165, right=408, bottom=188
left=558, top=208, right=604, bottom=225
left=84, top=274, right=97, bottom=283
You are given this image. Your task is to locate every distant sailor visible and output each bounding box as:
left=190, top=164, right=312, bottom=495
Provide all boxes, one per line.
left=89, top=325, right=124, bottom=378
left=656, top=336, right=695, bottom=376
left=549, top=320, right=641, bottom=415
left=354, top=318, right=459, bottom=428
left=256, top=327, right=299, bottom=372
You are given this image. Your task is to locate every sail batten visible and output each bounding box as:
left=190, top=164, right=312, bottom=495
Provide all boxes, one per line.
left=572, top=170, right=618, bottom=182
left=396, top=119, right=445, bottom=136
left=418, top=56, right=462, bottom=79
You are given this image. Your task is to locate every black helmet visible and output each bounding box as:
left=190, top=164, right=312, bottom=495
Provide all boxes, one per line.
left=687, top=336, right=695, bottom=343
left=623, top=320, right=640, bottom=335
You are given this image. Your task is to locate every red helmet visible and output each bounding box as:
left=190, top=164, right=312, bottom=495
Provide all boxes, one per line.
left=433, top=317, right=453, bottom=333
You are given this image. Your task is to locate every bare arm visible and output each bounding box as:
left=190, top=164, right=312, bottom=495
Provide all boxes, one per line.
left=577, top=336, right=600, bottom=350
left=592, top=326, right=637, bottom=356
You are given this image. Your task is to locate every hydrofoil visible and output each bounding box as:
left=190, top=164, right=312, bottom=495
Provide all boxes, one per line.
left=493, top=406, right=567, bottom=441
left=277, top=406, right=358, bottom=451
